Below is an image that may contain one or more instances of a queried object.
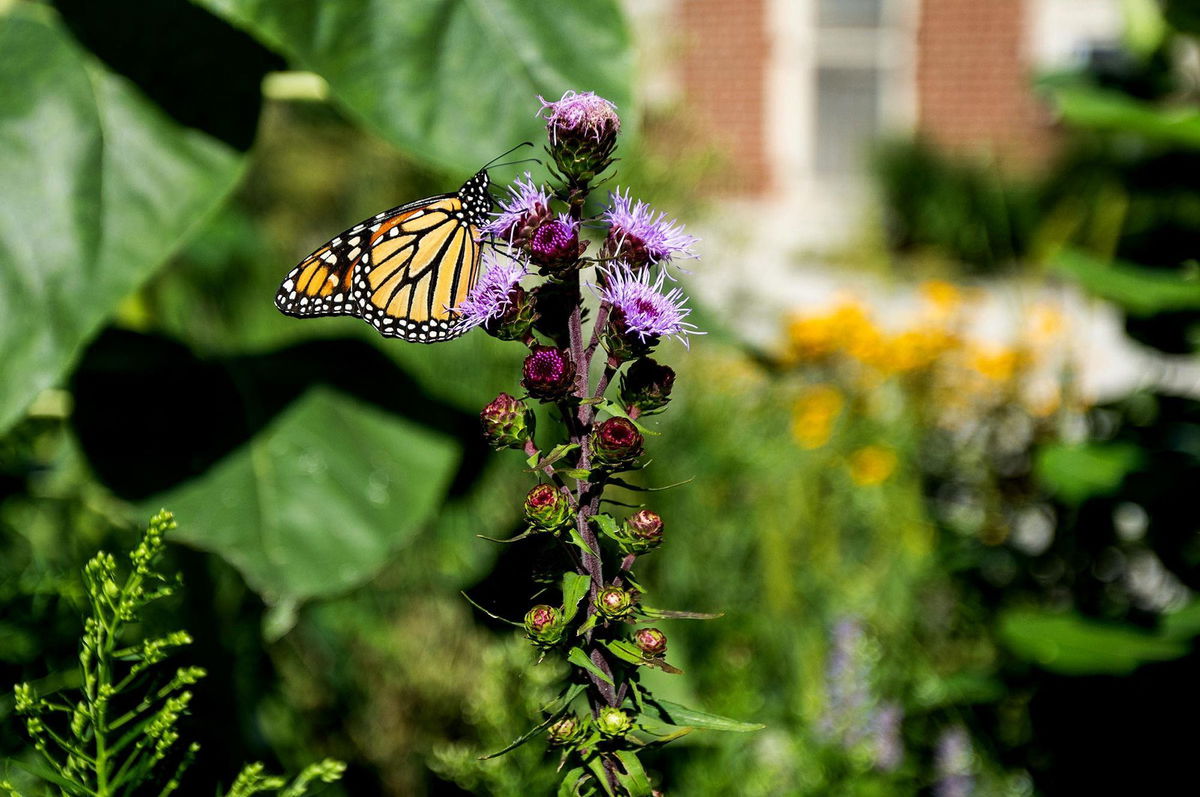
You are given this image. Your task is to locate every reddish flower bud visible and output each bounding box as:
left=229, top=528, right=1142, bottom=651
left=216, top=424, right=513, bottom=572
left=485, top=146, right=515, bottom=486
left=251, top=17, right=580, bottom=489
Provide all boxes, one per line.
left=595, top=586, right=635, bottom=620
left=634, top=627, right=667, bottom=657
left=547, top=714, right=587, bottom=746
left=590, top=417, right=644, bottom=467
left=538, top=91, right=620, bottom=185
left=627, top=510, right=663, bottom=540
left=480, top=393, right=532, bottom=450
left=524, top=604, right=565, bottom=646
left=522, top=345, right=576, bottom=401
left=524, top=484, right=572, bottom=532
left=620, top=358, right=676, bottom=413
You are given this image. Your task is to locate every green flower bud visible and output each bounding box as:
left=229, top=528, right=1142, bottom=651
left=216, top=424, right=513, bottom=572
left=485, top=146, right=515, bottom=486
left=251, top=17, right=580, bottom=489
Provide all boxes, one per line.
left=595, top=706, right=633, bottom=738
left=524, top=604, right=565, bottom=647
left=524, top=484, right=574, bottom=532
left=547, top=714, right=588, bottom=746
left=620, top=358, right=676, bottom=413
left=595, top=586, right=635, bottom=620
left=634, top=627, right=667, bottom=657
left=480, top=393, right=533, bottom=450
left=589, top=417, right=644, bottom=468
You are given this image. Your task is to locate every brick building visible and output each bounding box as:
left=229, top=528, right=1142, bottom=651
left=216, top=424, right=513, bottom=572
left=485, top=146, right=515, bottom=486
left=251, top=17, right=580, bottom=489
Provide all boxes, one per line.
left=630, top=0, right=1124, bottom=250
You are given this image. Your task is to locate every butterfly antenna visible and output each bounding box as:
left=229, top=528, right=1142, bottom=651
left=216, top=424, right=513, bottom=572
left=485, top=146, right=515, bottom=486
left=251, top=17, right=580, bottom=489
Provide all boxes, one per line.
left=490, top=156, right=543, bottom=170
left=482, top=142, right=534, bottom=170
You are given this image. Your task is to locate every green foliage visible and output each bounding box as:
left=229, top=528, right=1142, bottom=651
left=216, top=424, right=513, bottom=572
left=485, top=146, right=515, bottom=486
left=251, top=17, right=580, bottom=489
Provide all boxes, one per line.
left=1050, top=248, right=1200, bottom=316
left=195, top=0, right=633, bottom=173
left=873, top=138, right=1037, bottom=273
left=0, top=6, right=242, bottom=434
left=8, top=510, right=343, bottom=796
left=1033, top=441, right=1143, bottom=504
left=998, top=609, right=1189, bottom=675
left=148, top=389, right=459, bottom=613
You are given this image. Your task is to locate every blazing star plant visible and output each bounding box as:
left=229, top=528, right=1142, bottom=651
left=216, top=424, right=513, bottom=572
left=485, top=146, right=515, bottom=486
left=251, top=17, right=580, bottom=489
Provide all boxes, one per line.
left=467, top=90, right=760, bottom=796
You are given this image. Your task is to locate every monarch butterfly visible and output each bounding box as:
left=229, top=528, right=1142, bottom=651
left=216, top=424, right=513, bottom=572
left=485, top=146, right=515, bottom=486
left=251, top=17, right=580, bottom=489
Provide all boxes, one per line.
left=276, top=155, right=515, bottom=343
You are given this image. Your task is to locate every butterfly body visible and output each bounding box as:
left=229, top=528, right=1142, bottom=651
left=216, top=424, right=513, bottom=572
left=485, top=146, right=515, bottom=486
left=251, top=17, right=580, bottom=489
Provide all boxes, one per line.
left=276, top=170, right=493, bottom=343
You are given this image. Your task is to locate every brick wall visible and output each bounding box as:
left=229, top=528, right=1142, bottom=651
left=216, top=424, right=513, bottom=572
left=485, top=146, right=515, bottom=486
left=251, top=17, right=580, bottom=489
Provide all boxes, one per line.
left=679, top=0, right=770, bottom=194
left=917, top=0, right=1057, bottom=168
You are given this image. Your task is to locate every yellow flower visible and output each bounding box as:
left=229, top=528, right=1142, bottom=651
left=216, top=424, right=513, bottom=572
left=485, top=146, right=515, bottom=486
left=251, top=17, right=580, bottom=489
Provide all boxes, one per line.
left=791, top=385, right=844, bottom=450
left=848, top=445, right=898, bottom=486
left=1027, top=303, right=1065, bottom=345
left=920, top=279, right=962, bottom=319
left=968, top=345, right=1024, bottom=383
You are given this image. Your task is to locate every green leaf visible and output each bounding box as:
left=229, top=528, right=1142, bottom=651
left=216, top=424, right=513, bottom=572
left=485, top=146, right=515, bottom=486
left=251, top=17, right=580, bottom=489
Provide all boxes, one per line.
left=567, top=646, right=614, bottom=686
left=585, top=755, right=617, bottom=797
left=460, top=591, right=523, bottom=628
left=195, top=0, right=633, bottom=173
left=999, top=608, right=1189, bottom=675
left=613, top=751, right=653, bottom=797
left=590, top=513, right=620, bottom=538
left=151, top=388, right=458, bottom=606
left=604, top=640, right=682, bottom=674
left=1050, top=248, right=1200, bottom=316
left=561, top=572, right=591, bottom=623
left=1034, top=441, right=1143, bottom=504
left=1162, top=598, right=1200, bottom=640
left=644, top=699, right=764, bottom=732
left=531, top=443, right=580, bottom=472
left=0, top=7, right=242, bottom=433
left=640, top=607, right=724, bottom=621
left=557, top=767, right=589, bottom=797
left=479, top=701, right=571, bottom=760
left=561, top=468, right=592, bottom=480
left=566, top=526, right=598, bottom=557
left=1046, top=82, right=1200, bottom=148
left=575, top=614, right=598, bottom=636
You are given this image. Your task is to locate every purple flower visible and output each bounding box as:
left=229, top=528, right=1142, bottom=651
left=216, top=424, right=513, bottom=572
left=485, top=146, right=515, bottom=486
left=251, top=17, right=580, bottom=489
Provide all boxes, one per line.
left=530, top=213, right=582, bottom=271
left=483, top=172, right=553, bottom=242
left=596, top=263, right=701, bottom=348
left=602, top=188, right=698, bottom=269
left=934, top=726, right=974, bottom=797
left=450, top=253, right=526, bottom=330
left=537, top=90, right=621, bottom=144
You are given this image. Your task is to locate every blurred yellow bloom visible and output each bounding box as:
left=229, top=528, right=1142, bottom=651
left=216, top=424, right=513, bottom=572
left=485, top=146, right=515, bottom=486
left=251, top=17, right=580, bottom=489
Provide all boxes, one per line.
left=920, top=279, right=962, bottom=319
left=1027, top=303, right=1065, bottom=345
left=784, top=315, right=837, bottom=363
left=848, top=445, right=898, bottom=486
left=883, top=328, right=959, bottom=374
left=968, top=345, right=1024, bottom=383
left=791, top=384, right=843, bottom=449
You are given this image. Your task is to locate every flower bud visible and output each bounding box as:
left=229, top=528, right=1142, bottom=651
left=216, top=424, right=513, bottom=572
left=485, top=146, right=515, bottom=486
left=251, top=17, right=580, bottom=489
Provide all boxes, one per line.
left=589, top=418, right=644, bottom=468
left=484, top=285, right=538, bottom=342
left=602, top=307, right=658, bottom=361
left=634, top=627, right=667, bottom=657
left=619, top=510, right=664, bottom=554
left=547, top=714, right=587, bottom=747
left=524, top=484, right=573, bottom=533
left=538, top=91, right=620, bottom=186
left=524, top=604, right=565, bottom=647
left=595, top=586, right=635, bottom=620
left=620, top=358, right=676, bottom=414
left=530, top=216, right=585, bottom=275
left=480, top=393, right=533, bottom=449
left=523, top=345, right=576, bottom=401
left=595, top=706, right=633, bottom=738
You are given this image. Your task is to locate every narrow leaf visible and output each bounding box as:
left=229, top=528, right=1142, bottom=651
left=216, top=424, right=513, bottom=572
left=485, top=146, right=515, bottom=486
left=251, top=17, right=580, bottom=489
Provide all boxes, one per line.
left=477, top=530, right=536, bottom=544
left=586, top=755, right=617, bottom=797
left=568, top=646, right=614, bottom=686
left=557, top=767, right=589, bottom=797
left=561, top=468, right=592, bottom=479
left=608, top=477, right=695, bottom=493
left=590, top=514, right=620, bottom=537
left=646, top=698, right=764, bottom=732
left=640, top=607, right=724, bottom=621
left=479, top=689, right=579, bottom=760
left=460, top=591, right=523, bottom=627
left=567, top=526, right=598, bottom=557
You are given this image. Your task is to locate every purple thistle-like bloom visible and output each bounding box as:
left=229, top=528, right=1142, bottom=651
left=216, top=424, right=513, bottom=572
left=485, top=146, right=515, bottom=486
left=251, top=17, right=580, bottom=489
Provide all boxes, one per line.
left=596, top=263, right=701, bottom=348
left=450, top=253, right=526, bottom=330
left=603, top=188, right=698, bottom=269
left=537, top=90, right=620, bottom=144
left=483, top=172, right=553, bottom=242
left=530, top=213, right=582, bottom=268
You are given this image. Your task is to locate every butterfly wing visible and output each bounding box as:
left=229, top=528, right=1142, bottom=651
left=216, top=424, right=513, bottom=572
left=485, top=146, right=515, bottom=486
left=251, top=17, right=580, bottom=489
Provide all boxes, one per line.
left=352, top=196, right=482, bottom=343
left=275, top=203, right=421, bottom=319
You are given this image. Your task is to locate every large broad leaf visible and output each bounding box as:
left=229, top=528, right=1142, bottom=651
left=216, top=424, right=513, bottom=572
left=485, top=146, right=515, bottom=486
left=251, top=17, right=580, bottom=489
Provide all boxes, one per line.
left=150, top=388, right=459, bottom=606
left=195, top=0, right=633, bottom=172
left=0, top=6, right=242, bottom=433
left=1051, top=249, right=1200, bottom=317
left=999, top=609, right=1189, bottom=675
